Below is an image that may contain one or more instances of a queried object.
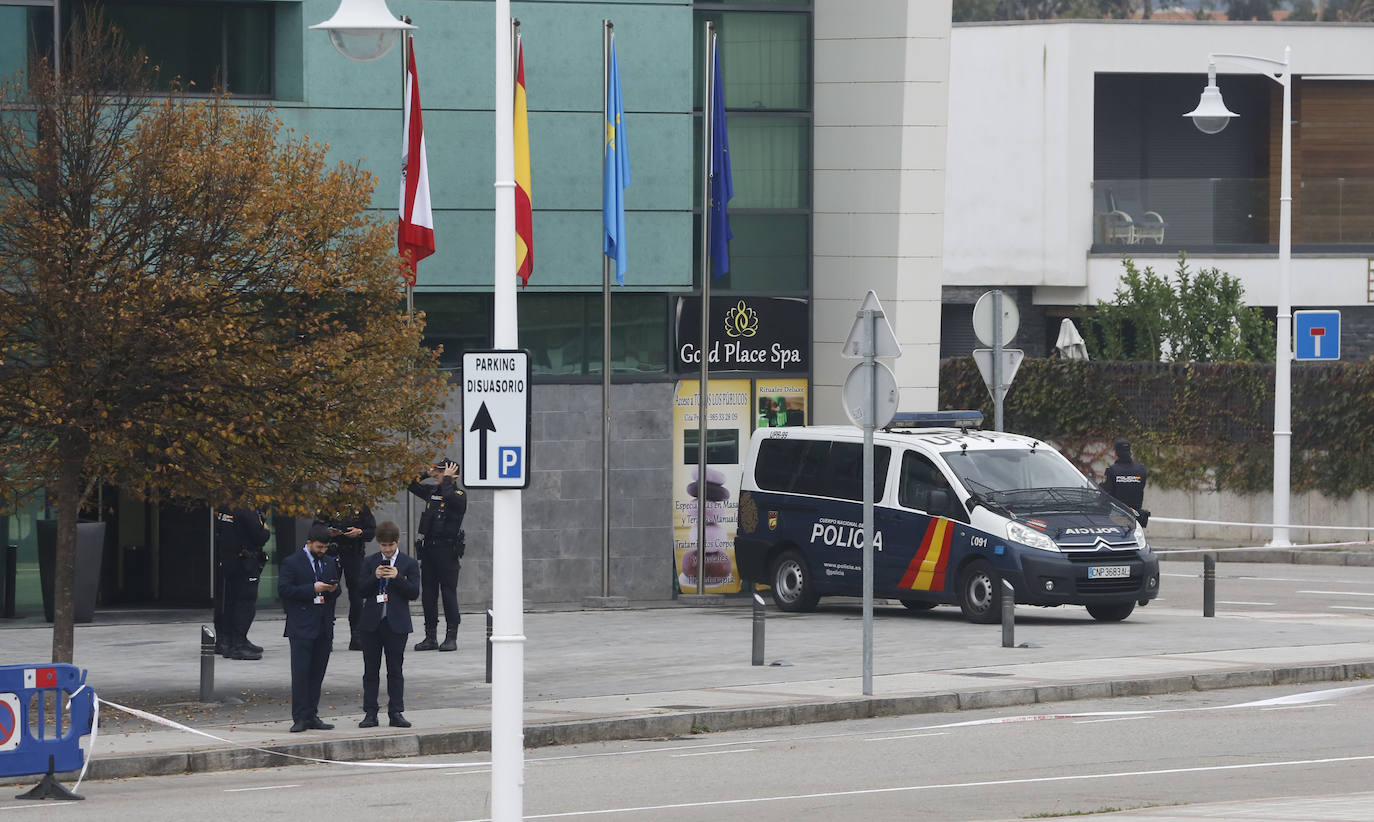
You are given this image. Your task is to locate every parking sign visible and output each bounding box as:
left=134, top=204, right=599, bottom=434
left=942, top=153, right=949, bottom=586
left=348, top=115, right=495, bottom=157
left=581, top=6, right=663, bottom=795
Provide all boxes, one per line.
left=1294, top=310, right=1340, bottom=361
left=461, top=350, right=531, bottom=488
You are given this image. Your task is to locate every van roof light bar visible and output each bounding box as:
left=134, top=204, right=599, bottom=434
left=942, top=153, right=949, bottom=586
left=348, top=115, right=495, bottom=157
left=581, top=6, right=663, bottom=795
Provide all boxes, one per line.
left=887, top=410, right=984, bottom=431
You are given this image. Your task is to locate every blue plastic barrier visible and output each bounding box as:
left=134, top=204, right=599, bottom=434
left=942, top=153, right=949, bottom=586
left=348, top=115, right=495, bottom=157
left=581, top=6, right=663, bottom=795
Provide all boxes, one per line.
left=0, top=663, right=94, bottom=800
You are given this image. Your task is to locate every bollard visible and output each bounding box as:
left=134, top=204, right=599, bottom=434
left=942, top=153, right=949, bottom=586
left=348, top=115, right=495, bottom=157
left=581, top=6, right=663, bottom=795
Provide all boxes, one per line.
left=1000, top=579, right=1015, bottom=648
left=485, top=608, right=494, bottom=684
left=3, top=544, right=16, bottom=619
left=1203, top=552, right=1216, bottom=618
left=751, top=587, right=766, bottom=666
left=199, top=625, right=216, bottom=702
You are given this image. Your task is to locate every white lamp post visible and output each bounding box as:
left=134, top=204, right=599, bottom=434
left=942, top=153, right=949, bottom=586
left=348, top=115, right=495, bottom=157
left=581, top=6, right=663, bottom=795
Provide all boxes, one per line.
left=311, top=0, right=414, bottom=62
left=1186, top=47, right=1292, bottom=547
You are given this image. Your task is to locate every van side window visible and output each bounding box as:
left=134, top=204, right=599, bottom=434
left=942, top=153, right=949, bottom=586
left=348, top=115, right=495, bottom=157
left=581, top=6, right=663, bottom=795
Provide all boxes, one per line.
left=753, top=438, right=890, bottom=501
left=899, top=452, right=965, bottom=521
left=823, top=442, right=891, bottom=502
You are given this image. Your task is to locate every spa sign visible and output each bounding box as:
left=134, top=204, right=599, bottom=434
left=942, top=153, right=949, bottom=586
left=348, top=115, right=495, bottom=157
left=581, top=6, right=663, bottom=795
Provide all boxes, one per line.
left=674, top=296, right=809, bottom=373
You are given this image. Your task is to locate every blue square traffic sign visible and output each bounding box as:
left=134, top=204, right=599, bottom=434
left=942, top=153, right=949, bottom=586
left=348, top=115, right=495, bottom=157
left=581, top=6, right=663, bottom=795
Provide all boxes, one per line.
left=1294, top=310, right=1340, bottom=361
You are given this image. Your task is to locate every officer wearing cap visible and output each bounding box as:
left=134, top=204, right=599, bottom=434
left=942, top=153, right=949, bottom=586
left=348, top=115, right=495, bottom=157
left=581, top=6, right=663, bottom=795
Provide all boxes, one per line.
left=408, top=458, right=466, bottom=651
left=1104, top=438, right=1149, bottom=526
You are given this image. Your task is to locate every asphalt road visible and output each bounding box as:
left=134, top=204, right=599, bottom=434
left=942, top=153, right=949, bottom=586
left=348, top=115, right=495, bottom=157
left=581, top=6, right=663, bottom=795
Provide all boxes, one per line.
left=7, top=681, right=1373, bottom=821
left=1158, top=560, right=1374, bottom=615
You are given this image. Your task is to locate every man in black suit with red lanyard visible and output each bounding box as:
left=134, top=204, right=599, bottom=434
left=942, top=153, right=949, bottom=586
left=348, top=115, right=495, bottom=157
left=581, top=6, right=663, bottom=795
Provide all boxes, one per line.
left=279, top=523, right=341, bottom=732
left=356, top=520, right=421, bottom=729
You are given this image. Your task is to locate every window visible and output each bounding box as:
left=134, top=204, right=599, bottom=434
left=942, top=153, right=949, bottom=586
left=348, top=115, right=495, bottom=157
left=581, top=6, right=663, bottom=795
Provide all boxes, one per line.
left=753, top=438, right=890, bottom=501
left=66, top=1, right=275, bottom=96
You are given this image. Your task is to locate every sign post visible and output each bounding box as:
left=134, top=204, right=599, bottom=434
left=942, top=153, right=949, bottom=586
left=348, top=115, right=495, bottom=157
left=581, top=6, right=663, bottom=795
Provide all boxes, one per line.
left=841, top=290, right=900, bottom=697
left=972, top=290, right=1020, bottom=431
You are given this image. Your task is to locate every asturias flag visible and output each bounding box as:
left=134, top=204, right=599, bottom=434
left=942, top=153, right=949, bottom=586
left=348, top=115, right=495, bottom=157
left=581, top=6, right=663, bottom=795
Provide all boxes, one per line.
left=514, top=37, right=534, bottom=288
left=708, top=39, right=733, bottom=278
left=398, top=35, right=435, bottom=285
left=603, top=38, right=631, bottom=285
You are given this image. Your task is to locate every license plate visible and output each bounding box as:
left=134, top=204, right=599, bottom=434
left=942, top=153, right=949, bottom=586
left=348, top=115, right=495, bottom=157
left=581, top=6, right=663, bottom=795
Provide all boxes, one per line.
left=1088, top=565, right=1130, bottom=580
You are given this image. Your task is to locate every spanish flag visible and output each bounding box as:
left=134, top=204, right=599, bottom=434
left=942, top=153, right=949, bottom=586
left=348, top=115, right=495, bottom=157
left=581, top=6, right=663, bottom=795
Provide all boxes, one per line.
left=514, top=36, right=533, bottom=287
left=398, top=35, right=434, bottom=285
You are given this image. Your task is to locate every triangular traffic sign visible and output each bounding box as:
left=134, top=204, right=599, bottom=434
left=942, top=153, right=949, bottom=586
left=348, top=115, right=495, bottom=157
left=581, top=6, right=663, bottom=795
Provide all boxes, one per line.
left=842, top=290, right=901, bottom=359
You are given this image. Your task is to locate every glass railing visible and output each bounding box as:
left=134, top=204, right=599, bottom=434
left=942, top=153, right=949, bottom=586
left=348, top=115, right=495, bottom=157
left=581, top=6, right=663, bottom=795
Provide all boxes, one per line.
left=1092, top=177, right=1374, bottom=248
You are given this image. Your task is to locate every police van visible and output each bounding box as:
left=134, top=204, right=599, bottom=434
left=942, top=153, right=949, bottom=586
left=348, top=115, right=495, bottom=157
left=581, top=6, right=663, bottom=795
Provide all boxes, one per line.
left=733, top=412, right=1159, bottom=623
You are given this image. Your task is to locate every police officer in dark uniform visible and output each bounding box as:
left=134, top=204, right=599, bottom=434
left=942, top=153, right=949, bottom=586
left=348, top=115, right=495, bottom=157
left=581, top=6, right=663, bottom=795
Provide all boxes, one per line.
left=408, top=458, right=466, bottom=651
left=314, top=482, right=377, bottom=651
left=1103, top=438, right=1149, bottom=526
left=214, top=506, right=272, bottom=660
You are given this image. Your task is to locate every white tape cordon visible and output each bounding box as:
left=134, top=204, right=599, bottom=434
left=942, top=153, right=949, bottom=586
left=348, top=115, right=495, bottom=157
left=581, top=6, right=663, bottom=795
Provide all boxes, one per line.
left=1148, top=515, right=1374, bottom=555
left=89, top=694, right=491, bottom=774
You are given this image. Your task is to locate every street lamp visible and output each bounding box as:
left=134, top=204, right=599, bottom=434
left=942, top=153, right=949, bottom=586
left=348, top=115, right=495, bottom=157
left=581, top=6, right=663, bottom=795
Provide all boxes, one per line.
left=1186, top=46, right=1292, bottom=547
left=311, top=0, right=413, bottom=62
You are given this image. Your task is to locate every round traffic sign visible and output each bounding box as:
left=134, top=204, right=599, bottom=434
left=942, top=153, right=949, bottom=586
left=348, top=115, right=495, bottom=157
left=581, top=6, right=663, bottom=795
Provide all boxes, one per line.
left=0, top=696, right=18, bottom=751
left=972, top=290, right=1019, bottom=347
left=842, top=361, right=899, bottom=429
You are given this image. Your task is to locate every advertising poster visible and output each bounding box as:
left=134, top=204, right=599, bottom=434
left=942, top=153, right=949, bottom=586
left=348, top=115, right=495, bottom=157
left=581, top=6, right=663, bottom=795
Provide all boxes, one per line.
left=754, top=378, right=808, bottom=429
left=673, top=378, right=752, bottom=595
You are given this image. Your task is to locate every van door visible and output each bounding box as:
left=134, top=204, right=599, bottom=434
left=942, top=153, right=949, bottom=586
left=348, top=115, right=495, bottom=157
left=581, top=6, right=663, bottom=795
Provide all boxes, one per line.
left=878, top=451, right=967, bottom=601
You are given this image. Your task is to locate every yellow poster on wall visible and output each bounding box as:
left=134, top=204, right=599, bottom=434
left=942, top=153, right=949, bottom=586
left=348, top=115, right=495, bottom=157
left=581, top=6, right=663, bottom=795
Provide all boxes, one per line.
left=672, top=379, right=751, bottom=595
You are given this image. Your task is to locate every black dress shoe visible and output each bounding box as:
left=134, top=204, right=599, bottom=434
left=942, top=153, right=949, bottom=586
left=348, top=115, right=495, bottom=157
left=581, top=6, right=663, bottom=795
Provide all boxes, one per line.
left=307, top=717, right=334, bottom=731
left=388, top=713, right=411, bottom=728
left=358, top=713, right=378, bottom=728
left=215, top=642, right=231, bottom=657
left=289, top=721, right=309, bottom=733
left=348, top=635, right=362, bottom=651
left=229, top=645, right=262, bottom=660
left=243, top=640, right=264, bottom=654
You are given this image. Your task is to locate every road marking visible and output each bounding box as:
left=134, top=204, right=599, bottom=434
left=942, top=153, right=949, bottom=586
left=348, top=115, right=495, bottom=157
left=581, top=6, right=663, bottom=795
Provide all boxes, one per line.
left=450, top=752, right=1374, bottom=821
left=863, top=732, right=950, bottom=742
left=1218, top=600, right=1275, bottom=606
left=1330, top=605, right=1374, bottom=611
left=1299, top=590, right=1374, bottom=597
left=1260, top=703, right=1333, bottom=712
left=1073, top=716, right=1153, bottom=725
left=672, top=748, right=756, bottom=758
left=224, top=784, right=299, bottom=793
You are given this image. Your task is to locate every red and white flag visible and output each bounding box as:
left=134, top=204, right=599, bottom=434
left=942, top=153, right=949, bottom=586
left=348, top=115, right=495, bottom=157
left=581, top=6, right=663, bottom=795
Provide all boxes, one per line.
left=24, top=667, right=57, bottom=689
left=398, top=35, right=434, bottom=285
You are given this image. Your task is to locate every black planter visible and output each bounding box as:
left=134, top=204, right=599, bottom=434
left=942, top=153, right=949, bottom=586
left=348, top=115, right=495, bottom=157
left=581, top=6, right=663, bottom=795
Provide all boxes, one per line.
left=37, top=520, right=107, bottom=623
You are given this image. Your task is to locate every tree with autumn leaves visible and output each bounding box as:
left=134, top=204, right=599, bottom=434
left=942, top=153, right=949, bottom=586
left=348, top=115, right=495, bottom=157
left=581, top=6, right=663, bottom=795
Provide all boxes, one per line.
left=0, top=17, right=454, bottom=663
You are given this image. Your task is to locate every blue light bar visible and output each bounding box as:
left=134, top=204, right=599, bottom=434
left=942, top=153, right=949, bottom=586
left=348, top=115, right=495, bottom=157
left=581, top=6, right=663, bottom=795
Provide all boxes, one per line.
left=887, top=410, right=984, bottom=430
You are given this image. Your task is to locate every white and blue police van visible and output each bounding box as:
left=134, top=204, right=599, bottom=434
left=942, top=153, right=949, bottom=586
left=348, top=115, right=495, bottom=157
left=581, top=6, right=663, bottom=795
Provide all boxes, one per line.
left=734, top=412, right=1159, bottom=623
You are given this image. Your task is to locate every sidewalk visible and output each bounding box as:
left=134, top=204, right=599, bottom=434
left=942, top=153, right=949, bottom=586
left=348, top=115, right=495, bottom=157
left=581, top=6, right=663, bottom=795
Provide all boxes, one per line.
left=4, top=579, right=1374, bottom=788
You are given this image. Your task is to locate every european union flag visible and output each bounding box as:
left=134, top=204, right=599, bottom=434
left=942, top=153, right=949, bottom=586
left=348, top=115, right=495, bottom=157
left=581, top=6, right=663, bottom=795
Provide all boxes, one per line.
left=603, top=38, right=631, bottom=285
left=708, top=40, right=733, bottom=278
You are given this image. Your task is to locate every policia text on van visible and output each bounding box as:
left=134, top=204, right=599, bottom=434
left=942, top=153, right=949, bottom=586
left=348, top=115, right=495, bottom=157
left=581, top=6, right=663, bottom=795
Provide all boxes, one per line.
left=733, top=413, right=1159, bottom=623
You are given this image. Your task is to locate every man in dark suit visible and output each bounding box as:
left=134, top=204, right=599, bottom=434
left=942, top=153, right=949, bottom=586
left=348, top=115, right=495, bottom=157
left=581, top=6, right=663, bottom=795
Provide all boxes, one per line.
left=279, top=523, right=341, bottom=732
left=357, top=520, right=421, bottom=729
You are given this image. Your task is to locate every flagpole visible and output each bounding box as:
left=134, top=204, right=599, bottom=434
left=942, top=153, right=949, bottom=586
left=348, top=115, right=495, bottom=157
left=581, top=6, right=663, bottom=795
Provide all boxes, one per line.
left=491, top=5, right=524, bottom=820
left=401, top=25, right=414, bottom=556
left=600, top=20, right=614, bottom=599
left=695, top=23, right=716, bottom=596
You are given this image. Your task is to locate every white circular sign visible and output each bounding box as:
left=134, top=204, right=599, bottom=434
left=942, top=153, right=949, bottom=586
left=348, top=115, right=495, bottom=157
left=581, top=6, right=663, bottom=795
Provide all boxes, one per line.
left=972, top=290, right=1020, bottom=347
left=842, top=362, right=899, bottom=429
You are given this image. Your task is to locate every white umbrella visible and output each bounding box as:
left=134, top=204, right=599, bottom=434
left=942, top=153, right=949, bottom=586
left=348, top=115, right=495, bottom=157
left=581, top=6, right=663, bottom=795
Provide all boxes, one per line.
left=1055, top=318, right=1089, bottom=360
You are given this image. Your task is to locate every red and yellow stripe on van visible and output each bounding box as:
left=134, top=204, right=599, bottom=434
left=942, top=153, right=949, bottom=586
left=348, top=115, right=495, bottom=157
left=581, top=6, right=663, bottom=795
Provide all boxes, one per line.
left=899, top=518, right=953, bottom=591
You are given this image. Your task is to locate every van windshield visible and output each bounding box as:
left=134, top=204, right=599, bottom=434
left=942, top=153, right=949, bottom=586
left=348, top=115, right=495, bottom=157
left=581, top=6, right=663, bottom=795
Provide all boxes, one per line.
left=940, top=447, right=1090, bottom=495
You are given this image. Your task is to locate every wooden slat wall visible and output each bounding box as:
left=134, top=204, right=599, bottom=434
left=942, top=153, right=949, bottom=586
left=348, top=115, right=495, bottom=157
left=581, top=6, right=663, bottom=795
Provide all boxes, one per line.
left=1276, top=81, right=1374, bottom=244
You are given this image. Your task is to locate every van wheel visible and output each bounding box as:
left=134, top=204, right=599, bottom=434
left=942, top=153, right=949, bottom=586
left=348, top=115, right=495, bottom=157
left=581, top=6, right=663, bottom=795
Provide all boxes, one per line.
left=770, top=550, right=819, bottom=612
left=958, top=560, right=1000, bottom=624
left=900, top=598, right=938, bottom=612
left=1086, top=602, right=1135, bottom=622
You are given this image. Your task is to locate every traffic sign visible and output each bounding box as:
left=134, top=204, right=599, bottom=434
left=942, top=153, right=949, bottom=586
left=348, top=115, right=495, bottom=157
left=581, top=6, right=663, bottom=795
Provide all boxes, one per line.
left=0, top=694, right=18, bottom=752
left=842, top=361, right=899, bottom=429
left=841, top=290, right=901, bottom=359
left=1294, top=310, right=1340, bottom=361
left=972, top=348, right=1025, bottom=398
left=972, top=290, right=1019, bottom=347
left=461, top=350, right=531, bottom=488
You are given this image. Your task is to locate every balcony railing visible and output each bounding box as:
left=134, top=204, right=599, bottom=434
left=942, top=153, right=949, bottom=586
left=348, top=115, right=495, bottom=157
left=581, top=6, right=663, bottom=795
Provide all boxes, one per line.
left=1092, top=177, right=1374, bottom=249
